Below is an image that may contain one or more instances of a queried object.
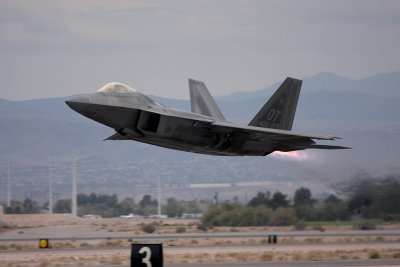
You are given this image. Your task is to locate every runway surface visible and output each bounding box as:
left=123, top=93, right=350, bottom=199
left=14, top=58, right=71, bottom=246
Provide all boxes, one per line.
left=168, top=259, right=400, bottom=266
left=69, top=259, right=400, bottom=267
left=2, top=239, right=399, bottom=267
left=2, top=229, right=400, bottom=242
left=170, top=259, right=400, bottom=267
left=2, top=226, right=400, bottom=266
left=1, top=241, right=399, bottom=254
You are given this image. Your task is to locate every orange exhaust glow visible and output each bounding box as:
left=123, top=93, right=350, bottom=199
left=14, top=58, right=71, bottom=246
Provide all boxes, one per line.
left=271, top=151, right=317, bottom=161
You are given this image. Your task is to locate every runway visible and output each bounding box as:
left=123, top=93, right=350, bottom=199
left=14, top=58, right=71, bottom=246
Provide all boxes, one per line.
left=2, top=238, right=399, bottom=266
left=167, top=259, right=400, bottom=267
left=2, top=220, right=400, bottom=267
left=170, top=260, right=400, bottom=267
left=67, top=259, right=400, bottom=267
left=2, top=229, right=400, bottom=242
left=0, top=241, right=399, bottom=254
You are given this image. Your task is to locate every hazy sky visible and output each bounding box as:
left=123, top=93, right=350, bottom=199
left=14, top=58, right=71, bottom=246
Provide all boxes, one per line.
left=1, top=0, right=399, bottom=101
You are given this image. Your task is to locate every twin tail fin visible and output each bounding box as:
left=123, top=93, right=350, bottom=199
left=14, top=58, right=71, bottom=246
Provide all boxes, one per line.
left=189, top=76, right=302, bottom=131
left=189, top=79, right=226, bottom=121
left=249, top=77, right=302, bottom=131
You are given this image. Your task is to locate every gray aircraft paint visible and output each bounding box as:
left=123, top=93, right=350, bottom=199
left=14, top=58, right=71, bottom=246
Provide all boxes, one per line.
left=189, top=79, right=226, bottom=121
left=66, top=78, right=348, bottom=156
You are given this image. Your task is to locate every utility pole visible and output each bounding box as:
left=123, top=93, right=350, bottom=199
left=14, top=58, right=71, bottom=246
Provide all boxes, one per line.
left=72, top=159, right=77, bottom=216
left=157, top=178, right=161, bottom=216
left=48, top=161, right=53, bottom=214
left=6, top=160, right=10, bottom=207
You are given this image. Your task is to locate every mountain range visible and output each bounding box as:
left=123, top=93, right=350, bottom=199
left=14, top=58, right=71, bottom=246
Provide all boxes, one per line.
left=1, top=72, right=399, bottom=202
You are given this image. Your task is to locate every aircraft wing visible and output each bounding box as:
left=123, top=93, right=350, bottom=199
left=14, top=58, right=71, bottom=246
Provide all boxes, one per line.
left=211, top=121, right=350, bottom=150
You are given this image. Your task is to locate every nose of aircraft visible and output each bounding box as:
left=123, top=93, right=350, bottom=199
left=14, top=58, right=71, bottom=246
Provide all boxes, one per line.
left=65, top=96, right=90, bottom=113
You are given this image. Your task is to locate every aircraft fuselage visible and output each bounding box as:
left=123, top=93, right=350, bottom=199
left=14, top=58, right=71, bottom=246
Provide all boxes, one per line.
left=66, top=80, right=348, bottom=156
left=67, top=93, right=276, bottom=156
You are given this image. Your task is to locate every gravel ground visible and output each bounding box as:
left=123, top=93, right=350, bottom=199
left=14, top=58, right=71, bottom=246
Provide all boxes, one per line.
left=1, top=214, right=400, bottom=266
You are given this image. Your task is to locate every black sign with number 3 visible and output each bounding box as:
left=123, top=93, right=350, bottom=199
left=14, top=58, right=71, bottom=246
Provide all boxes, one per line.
left=131, top=244, right=163, bottom=267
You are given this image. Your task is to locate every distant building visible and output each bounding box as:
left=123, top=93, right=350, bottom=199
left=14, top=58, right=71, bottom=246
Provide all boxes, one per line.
left=182, top=213, right=202, bottom=219
left=81, top=214, right=102, bottom=219
left=120, top=213, right=134, bottom=219
left=0, top=204, right=3, bottom=215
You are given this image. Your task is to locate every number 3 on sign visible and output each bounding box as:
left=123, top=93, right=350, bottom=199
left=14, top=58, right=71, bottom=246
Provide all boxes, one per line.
left=131, top=244, right=163, bottom=267
left=139, top=247, right=152, bottom=267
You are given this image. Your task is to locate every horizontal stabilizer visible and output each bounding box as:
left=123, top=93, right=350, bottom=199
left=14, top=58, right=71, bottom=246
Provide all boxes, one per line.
left=189, top=79, right=226, bottom=121
left=307, top=144, right=351, bottom=150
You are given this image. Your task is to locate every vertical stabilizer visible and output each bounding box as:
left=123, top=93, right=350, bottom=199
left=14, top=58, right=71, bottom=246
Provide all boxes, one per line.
left=189, top=79, right=226, bottom=121
left=249, top=77, right=302, bottom=130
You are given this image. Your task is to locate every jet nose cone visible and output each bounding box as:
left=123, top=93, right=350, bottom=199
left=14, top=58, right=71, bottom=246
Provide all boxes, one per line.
left=65, top=96, right=90, bottom=113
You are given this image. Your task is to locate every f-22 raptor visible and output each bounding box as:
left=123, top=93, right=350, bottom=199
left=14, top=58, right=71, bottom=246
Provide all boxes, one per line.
left=66, top=78, right=348, bottom=156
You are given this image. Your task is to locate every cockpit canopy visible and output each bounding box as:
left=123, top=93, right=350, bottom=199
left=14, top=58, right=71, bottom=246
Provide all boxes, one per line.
left=96, top=82, right=137, bottom=94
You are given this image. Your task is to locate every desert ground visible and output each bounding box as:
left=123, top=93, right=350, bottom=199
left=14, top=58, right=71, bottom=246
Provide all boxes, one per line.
left=1, top=214, right=400, bottom=267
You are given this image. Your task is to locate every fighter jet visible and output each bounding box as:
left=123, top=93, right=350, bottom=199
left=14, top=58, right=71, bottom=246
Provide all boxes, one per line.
left=66, top=78, right=348, bottom=156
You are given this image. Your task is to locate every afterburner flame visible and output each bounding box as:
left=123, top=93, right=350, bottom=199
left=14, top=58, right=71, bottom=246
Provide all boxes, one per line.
left=271, top=151, right=317, bottom=161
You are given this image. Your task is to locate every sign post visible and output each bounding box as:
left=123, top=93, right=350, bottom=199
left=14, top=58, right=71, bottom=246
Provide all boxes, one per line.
left=267, top=235, right=278, bottom=244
